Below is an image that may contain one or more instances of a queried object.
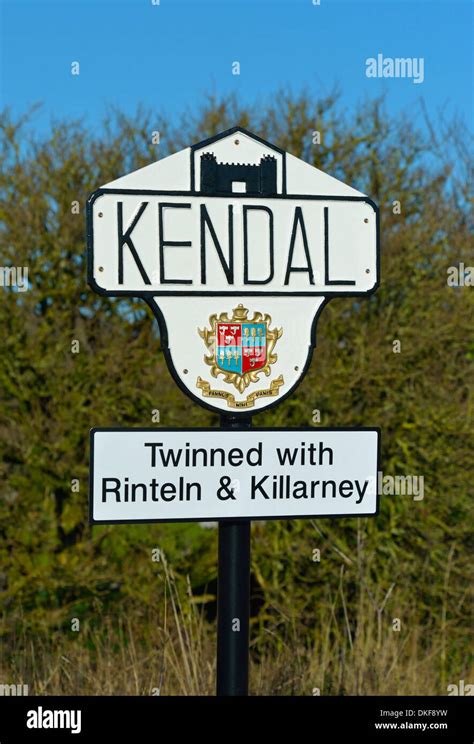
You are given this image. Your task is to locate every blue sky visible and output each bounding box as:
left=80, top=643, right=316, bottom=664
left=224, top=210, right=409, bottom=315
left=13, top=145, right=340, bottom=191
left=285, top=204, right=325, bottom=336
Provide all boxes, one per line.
left=0, top=0, right=472, bottom=139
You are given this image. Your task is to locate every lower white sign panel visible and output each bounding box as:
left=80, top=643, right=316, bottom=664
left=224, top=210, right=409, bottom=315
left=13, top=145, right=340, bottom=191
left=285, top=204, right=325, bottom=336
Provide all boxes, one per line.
left=90, top=428, right=380, bottom=523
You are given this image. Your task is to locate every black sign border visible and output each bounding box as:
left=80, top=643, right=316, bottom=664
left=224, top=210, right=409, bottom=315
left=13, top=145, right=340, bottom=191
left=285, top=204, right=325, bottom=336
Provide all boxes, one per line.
left=89, top=426, right=381, bottom=525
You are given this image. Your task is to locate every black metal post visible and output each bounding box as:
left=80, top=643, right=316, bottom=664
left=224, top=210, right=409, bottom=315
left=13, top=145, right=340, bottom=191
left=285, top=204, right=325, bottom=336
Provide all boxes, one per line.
left=216, top=415, right=252, bottom=696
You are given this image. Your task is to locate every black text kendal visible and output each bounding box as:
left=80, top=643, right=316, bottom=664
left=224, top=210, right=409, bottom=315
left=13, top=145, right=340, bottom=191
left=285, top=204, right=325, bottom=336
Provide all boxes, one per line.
left=113, top=198, right=357, bottom=288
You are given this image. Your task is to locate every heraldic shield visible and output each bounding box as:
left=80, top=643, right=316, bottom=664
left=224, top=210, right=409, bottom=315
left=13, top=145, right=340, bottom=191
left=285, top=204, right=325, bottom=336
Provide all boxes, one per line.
left=199, top=304, right=282, bottom=395
left=216, top=320, right=266, bottom=375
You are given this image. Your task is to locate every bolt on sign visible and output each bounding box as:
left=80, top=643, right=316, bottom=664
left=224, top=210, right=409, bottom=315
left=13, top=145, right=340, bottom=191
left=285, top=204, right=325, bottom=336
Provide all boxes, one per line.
left=87, top=127, right=379, bottom=414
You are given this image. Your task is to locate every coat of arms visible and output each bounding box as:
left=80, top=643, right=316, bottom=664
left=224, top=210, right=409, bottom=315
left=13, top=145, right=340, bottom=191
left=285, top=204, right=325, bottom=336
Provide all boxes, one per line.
left=197, top=305, right=283, bottom=407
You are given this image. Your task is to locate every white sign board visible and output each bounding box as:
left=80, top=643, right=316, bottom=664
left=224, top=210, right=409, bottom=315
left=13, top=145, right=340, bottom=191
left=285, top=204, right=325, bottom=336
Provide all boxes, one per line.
left=89, top=194, right=377, bottom=295
left=87, top=128, right=379, bottom=414
left=90, top=428, right=380, bottom=523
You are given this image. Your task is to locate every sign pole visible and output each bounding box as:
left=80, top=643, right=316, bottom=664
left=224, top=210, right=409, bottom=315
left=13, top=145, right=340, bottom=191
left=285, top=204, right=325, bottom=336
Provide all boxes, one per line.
left=216, top=414, right=252, bottom=696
